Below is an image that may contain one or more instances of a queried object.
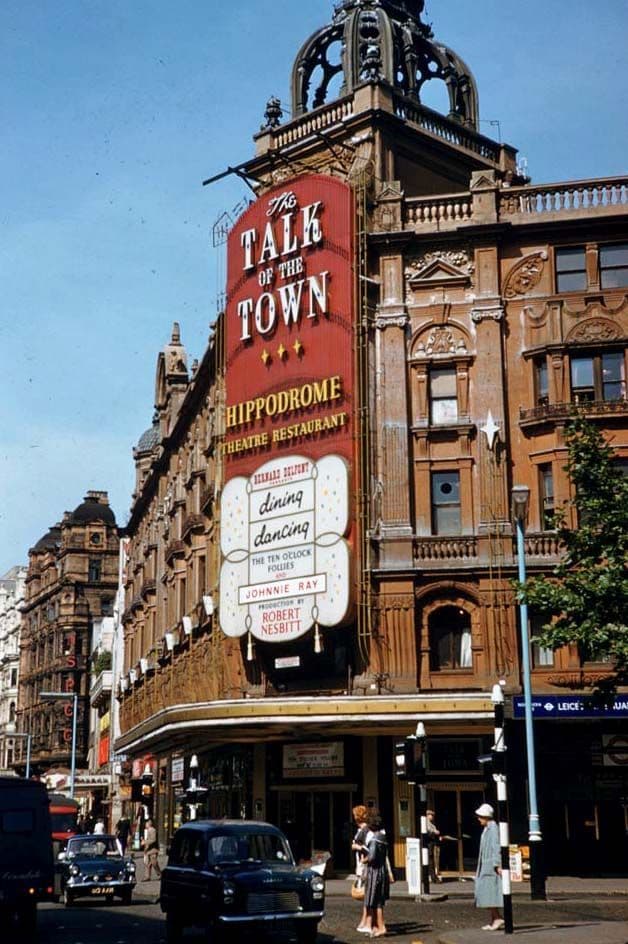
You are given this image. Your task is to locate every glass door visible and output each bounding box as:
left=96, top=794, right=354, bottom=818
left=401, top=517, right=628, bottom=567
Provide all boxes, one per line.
left=431, top=785, right=485, bottom=877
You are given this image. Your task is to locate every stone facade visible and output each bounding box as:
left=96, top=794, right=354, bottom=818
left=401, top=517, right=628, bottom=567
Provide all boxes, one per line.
left=17, top=492, right=119, bottom=777
left=0, top=566, right=27, bottom=771
left=116, top=0, right=628, bottom=875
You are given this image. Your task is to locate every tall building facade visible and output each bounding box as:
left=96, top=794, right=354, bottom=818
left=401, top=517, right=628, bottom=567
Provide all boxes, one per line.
left=116, top=0, right=628, bottom=874
left=0, top=566, right=27, bottom=772
left=18, top=492, right=119, bottom=803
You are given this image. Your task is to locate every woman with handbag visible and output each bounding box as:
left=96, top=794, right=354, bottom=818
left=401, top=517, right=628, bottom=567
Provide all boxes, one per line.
left=363, top=812, right=390, bottom=937
left=351, top=805, right=370, bottom=931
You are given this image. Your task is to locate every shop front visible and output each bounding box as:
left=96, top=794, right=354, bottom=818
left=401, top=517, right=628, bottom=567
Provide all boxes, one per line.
left=266, top=738, right=361, bottom=872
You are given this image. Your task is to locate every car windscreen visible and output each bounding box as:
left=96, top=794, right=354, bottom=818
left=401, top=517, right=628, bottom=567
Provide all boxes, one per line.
left=207, top=831, right=293, bottom=865
left=67, top=837, right=119, bottom=858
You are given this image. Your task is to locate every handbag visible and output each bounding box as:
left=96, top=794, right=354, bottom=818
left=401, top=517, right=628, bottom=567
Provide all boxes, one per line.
left=351, top=877, right=365, bottom=900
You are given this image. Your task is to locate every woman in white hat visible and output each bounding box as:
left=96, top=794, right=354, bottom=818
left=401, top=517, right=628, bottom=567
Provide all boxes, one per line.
left=474, top=803, right=504, bottom=931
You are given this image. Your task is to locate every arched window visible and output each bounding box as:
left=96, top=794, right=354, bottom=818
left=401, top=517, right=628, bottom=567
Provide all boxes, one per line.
left=429, top=606, right=472, bottom=671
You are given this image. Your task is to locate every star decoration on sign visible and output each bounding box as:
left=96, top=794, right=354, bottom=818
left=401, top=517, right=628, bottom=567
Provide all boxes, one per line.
left=293, top=339, right=304, bottom=356
left=277, top=343, right=287, bottom=360
left=480, top=410, right=501, bottom=451
left=261, top=349, right=271, bottom=365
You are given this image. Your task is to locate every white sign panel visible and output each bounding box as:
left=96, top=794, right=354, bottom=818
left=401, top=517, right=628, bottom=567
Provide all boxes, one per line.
left=220, top=454, right=351, bottom=643
left=283, top=742, right=344, bottom=778
left=171, top=756, right=185, bottom=784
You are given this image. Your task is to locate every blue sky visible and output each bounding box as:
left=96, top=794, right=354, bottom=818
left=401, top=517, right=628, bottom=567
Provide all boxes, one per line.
left=1, top=0, right=627, bottom=574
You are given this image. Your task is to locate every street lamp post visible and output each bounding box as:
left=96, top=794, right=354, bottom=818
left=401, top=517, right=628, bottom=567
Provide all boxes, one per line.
left=5, top=722, right=32, bottom=779
left=512, top=485, right=546, bottom=900
left=41, top=691, right=79, bottom=799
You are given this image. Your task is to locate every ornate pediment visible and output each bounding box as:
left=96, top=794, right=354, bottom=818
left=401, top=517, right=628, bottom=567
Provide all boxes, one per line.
left=406, top=249, right=474, bottom=290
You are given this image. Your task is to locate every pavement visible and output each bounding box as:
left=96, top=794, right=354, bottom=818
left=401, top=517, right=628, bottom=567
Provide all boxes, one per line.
left=325, top=875, right=628, bottom=943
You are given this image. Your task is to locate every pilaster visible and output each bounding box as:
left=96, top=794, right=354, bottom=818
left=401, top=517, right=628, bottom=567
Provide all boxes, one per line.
left=374, top=253, right=413, bottom=567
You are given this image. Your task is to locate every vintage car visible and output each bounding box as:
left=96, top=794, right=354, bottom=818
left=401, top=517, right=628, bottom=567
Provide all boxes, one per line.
left=58, top=834, right=136, bottom=905
left=160, top=820, right=325, bottom=944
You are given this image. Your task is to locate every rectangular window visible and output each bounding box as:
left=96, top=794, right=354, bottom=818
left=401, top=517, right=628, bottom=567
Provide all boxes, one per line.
left=601, top=351, right=625, bottom=400
left=539, top=464, right=555, bottom=530
left=556, top=246, right=587, bottom=292
left=10, top=668, right=17, bottom=687
left=534, top=359, right=549, bottom=406
left=600, top=243, right=628, bottom=289
left=570, top=355, right=595, bottom=402
left=570, top=351, right=625, bottom=402
left=430, top=368, right=458, bottom=424
left=88, top=558, right=102, bottom=582
left=431, top=471, right=461, bottom=535
left=532, top=644, right=554, bottom=667
left=101, top=597, right=114, bottom=617
left=530, top=616, right=554, bottom=667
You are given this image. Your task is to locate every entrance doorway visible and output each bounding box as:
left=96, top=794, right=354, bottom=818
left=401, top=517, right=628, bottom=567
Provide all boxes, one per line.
left=271, top=787, right=355, bottom=872
left=430, top=785, right=485, bottom=877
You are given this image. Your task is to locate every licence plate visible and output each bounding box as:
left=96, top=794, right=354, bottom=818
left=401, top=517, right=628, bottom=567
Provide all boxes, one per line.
left=90, top=887, right=115, bottom=896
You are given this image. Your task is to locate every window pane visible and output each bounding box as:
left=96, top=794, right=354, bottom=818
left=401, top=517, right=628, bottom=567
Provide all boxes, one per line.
left=431, top=398, right=458, bottom=424
left=535, top=360, right=548, bottom=401
left=533, top=645, right=554, bottom=667
left=430, top=369, right=457, bottom=397
left=556, top=247, right=586, bottom=272
left=434, top=504, right=461, bottom=535
left=602, top=352, right=625, bottom=400
left=432, top=472, right=460, bottom=504
left=558, top=271, right=587, bottom=292
left=571, top=356, right=594, bottom=388
left=600, top=244, right=628, bottom=267
left=600, top=267, right=628, bottom=289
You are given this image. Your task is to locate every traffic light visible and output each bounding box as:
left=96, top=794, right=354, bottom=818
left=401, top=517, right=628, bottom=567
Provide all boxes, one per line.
left=394, top=736, right=425, bottom=783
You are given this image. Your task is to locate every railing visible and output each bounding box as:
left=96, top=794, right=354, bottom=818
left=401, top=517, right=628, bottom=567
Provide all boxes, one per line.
left=500, top=177, right=628, bottom=217
left=270, top=96, right=354, bottom=149
left=393, top=95, right=502, bottom=162
left=405, top=192, right=473, bottom=228
left=519, top=399, right=628, bottom=426
left=523, top=533, right=562, bottom=558
left=414, top=535, right=478, bottom=565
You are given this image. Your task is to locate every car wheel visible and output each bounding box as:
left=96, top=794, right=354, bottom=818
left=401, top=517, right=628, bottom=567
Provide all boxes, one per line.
left=63, top=888, right=74, bottom=907
left=166, top=911, right=184, bottom=944
left=296, top=919, right=318, bottom=944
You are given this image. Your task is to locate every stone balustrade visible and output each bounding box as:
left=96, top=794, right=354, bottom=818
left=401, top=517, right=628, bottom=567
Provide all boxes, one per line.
left=271, top=97, right=354, bottom=149
left=405, top=193, right=473, bottom=228
left=499, top=176, right=628, bottom=218
left=523, top=532, right=562, bottom=558
left=414, top=535, right=478, bottom=566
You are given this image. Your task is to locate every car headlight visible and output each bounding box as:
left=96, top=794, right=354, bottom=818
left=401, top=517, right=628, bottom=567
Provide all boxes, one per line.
left=69, top=865, right=80, bottom=877
left=222, top=880, right=236, bottom=904
left=126, top=863, right=136, bottom=873
left=311, top=876, right=325, bottom=897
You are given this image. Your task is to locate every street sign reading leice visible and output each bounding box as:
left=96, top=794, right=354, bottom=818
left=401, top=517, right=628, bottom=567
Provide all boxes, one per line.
left=513, top=695, right=628, bottom=719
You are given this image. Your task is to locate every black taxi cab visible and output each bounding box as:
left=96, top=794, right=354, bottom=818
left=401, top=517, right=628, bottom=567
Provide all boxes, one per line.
left=160, top=820, right=325, bottom=943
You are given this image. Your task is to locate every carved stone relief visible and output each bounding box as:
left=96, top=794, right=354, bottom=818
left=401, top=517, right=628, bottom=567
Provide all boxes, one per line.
left=503, top=250, right=548, bottom=299
left=565, top=318, right=622, bottom=344
left=411, top=322, right=470, bottom=357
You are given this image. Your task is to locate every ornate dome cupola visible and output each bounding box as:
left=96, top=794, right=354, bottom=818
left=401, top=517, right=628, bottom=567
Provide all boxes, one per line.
left=292, top=0, right=479, bottom=129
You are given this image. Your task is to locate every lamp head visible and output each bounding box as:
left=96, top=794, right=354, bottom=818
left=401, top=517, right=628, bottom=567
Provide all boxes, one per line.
left=491, top=683, right=505, bottom=705
left=511, top=484, right=530, bottom=524
left=415, top=721, right=426, bottom=739
left=190, top=754, right=199, bottom=770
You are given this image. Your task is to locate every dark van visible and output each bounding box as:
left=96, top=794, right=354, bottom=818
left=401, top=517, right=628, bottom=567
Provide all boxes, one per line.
left=0, top=777, right=54, bottom=938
